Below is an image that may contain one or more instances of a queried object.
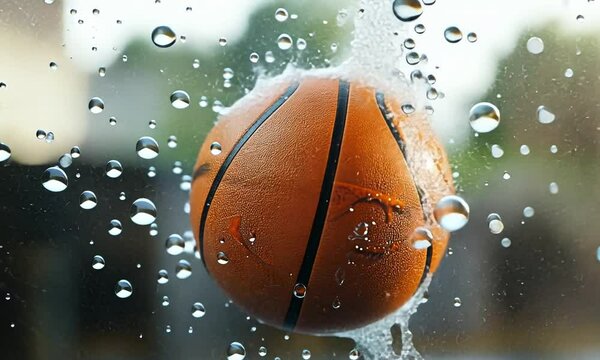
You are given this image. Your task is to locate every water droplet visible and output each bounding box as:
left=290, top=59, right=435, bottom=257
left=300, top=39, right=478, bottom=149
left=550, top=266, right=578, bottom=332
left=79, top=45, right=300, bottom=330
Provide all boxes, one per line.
left=564, top=68, right=574, bottom=78
left=80, top=191, right=98, bottom=210
left=258, top=346, right=267, bottom=357
left=487, top=213, right=504, bottom=234
left=265, top=51, right=275, bottom=63
left=453, top=297, right=462, bottom=307
left=302, top=349, right=311, bottom=359
left=469, top=102, right=500, bottom=133
left=44, top=132, right=55, bottom=143
left=227, top=342, right=246, bottom=360
left=167, top=135, right=178, bottom=148
left=210, top=142, right=222, bottom=155
left=410, top=227, right=433, bottom=249
left=501, top=238, right=511, bottom=248
left=332, top=297, right=341, bottom=309
left=92, top=8, right=99, bottom=15
left=180, top=175, right=192, bottom=191
left=136, top=136, right=159, bottom=159
left=157, top=269, right=169, bottom=284
left=170, top=90, right=190, bottom=109
left=519, top=144, right=530, bottom=155
left=192, top=302, right=206, bottom=318
left=161, top=296, right=170, bottom=307
left=596, top=247, right=600, bottom=262
left=58, top=153, right=73, bottom=168
left=536, top=106, right=555, bottom=124
left=119, top=192, right=126, bottom=201
left=166, top=234, right=185, bottom=255
left=172, top=161, right=183, bottom=174
left=42, top=166, right=68, bottom=192
left=293, top=283, right=307, bottom=298
left=49, top=61, right=58, bottom=70
left=335, top=267, right=345, bottom=286
left=549, top=182, right=559, bottom=194
left=115, top=279, right=133, bottom=298
left=0, top=143, right=11, bottom=162
left=523, top=206, right=535, bottom=218
left=434, top=195, right=470, bottom=232
left=414, top=23, right=426, bottom=34
left=88, top=97, right=105, bottom=114
left=108, top=219, right=122, bottom=236
left=36, top=129, right=47, bottom=140
left=275, top=8, right=288, bottom=22
left=491, top=144, right=504, bottom=158
left=467, top=32, right=478, bottom=42
left=130, top=198, right=157, bottom=225
left=147, top=166, right=157, bottom=178
left=149, top=223, right=158, bottom=236
left=526, top=36, right=544, bottom=55
left=176, top=259, right=192, bottom=279
left=217, top=251, right=229, bottom=265
left=277, top=34, right=293, bottom=50
left=426, top=87, right=438, bottom=100
left=444, top=26, right=462, bottom=43
left=218, top=37, right=227, bottom=46
left=104, top=160, right=123, bottom=178
left=151, top=26, right=176, bottom=48
left=349, top=349, right=361, bottom=360
left=70, top=146, right=81, bottom=158
left=296, top=38, right=307, bottom=50
left=403, top=38, right=415, bottom=49
left=550, top=145, right=558, bottom=154
left=406, top=51, right=420, bottom=65
left=249, top=52, right=259, bottom=63
left=392, top=0, right=423, bottom=22
left=502, top=171, right=511, bottom=180
left=92, top=255, right=105, bottom=270
left=576, top=14, right=584, bottom=22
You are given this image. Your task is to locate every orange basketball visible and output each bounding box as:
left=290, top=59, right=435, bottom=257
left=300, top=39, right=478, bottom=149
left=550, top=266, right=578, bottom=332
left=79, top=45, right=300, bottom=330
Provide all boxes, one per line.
left=190, top=75, right=454, bottom=334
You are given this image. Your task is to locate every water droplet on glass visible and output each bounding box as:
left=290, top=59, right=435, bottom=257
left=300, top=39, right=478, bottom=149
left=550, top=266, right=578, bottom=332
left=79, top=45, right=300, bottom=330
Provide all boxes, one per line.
left=576, top=14, right=584, bottom=22
left=406, top=51, right=420, bottom=65
left=550, top=145, right=558, bottom=154
left=227, top=342, right=246, bottom=360
left=176, top=259, right=192, bottom=279
left=157, top=269, right=169, bottom=284
left=147, top=166, right=157, bottom=178
left=0, top=143, right=11, bottom=162
left=404, top=38, right=415, bottom=49
left=332, top=297, right=341, bottom=309
left=118, top=192, right=126, bottom=201
left=467, top=32, right=477, bottom=42
left=302, top=349, right=311, bottom=359
left=210, top=142, right=222, bottom=155
left=172, top=161, right=182, bottom=175
left=49, top=61, right=58, bottom=70
left=487, top=213, right=504, bottom=234
left=192, top=302, right=206, bottom=318
left=104, top=160, right=123, bottom=178
left=166, top=234, right=185, bottom=255
left=249, top=52, right=259, bottom=63
left=88, top=97, right=105, bottom=114
left=426, top=87, right=438, bottom=100
left=36, top=129, right=47, bottom=140
left=392, top=0, right=423, bottom=22
left=275, top=8, right=288, bottom=22
left=161, top=296, right=170, bottom=307
left=297, top=38, right=307, bottom=50
left=444, top=26, right=462, bottom=43
left=349, top=349, right=361, bottom=360
left=198, top=96, right=208, bottom=108
left=92, top=255, right=105, bottom=270
left=523, top=206, right=535, bottom=218
left=549, top=182, right=559, bottom=194
left=57, top=153, right=72, bottom=168
left=42, top=166, right=68, bottom=192
left=136, top=136, right=159, bottom=159
left=414, top=23, right=426, bottom=34
left=219, top=37, right=227, bottom=46
left=80, top=191, right=98, bottom=210
left=70, top=146, right=81, bottom=158
left=536, top=106, right=555, bottom=124
left=277, top=34, right=293, bottom=50
left=115, top=279, right=133, bottom=298
left=453, top=297, right=462, bottom=307
left=564, top=68, right=574, bottom=78
left=108, top=219, right=122, bottom=236
left=130, top=198, right=157, bottom=225
left=519, top=144, right=530, bottom=155
left=151, top=26, right=176, bottom=48
left=293, top=283, right=307, bottom=298
left=217, top=251, right=229, bottom=265
left=167, top=135, right=178, bottom=148
left=526, top=36, right=544, bottom=55
left=501, top=238, right=511, bottom=248
left=469, top=102, right=500, bottom=133
left=401, top=104, right=416, bottom=114
left=170, top=90, right=190, bottom=109
left=258, top=346, right=267, bottom=357
left=491, top=144, right=504, bottom=158
left=434, top=195, right=470, bottom=232
left=265, top=51, right=275, bottom=63
left=410, top=227, right=433, bottom=249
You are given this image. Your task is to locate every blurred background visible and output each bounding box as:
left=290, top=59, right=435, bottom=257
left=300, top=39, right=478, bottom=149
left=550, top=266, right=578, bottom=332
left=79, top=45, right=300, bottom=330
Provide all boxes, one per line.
left=0, top=0, right=598, bottom=359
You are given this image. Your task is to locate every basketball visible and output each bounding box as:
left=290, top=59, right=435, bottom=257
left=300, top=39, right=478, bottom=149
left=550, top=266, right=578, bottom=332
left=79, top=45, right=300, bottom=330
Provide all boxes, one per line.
left=190, top=75, right=454, bottom=334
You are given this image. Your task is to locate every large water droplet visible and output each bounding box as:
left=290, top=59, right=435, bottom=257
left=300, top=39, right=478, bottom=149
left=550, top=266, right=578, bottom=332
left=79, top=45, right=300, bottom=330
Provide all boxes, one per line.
left=434, top=195, right=470, bottom=232
left=277, top=34, right=293, bottom=50
left=526, top=37, right=544, bottom=55
left=444, top=26, right=463, bottom=43
left=151, top=26, right=176, bottom=48
left=105, top=160, right=123, bottom=178
left=275, top=8, right=288, bottom=22
left=227, top=342, right=246, bottom=360
left=42, top=166, right=68, bottom=192
left=115, top=279, right=133, bottom=298
left=80, top=191, right=98, bottom=210
left=58, top=153, right=72, bottom=169
left=176, top=259, right=192, bottom=279
left=170, top=90, right=190, bottom=109
left=166, top=234, right=185, bottom=255
left=410, top=227, right=433, bottom=249
left=392, top=0, right=423, bottom=22
left=536, top=106, right=555, bottom=124
left=130, top=198, right=157, bottom=225
left=469, top=102, right=500, bottom=133
left=88, top=97, right=105, bottom=114
left=136, top=136, right=159, bottom=159
left=192, top=302, right=206, bottom=318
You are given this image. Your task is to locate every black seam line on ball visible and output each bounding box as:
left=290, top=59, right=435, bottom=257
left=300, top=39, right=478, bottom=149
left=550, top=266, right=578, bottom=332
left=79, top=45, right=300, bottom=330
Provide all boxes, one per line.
left=375, top=92, right=431, bottom=286
left=283, top=80, right=350, bottom=331
left=197, top=82, right=300, bottom=269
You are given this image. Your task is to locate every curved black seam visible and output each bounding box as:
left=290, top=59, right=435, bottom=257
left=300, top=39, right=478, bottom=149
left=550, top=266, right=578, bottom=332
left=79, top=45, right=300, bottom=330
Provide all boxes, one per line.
left=198, top=82, right=300, bottom=269
left=283, top=80, right=350, bottom=330
left=375, top=92, right=432, bottom=287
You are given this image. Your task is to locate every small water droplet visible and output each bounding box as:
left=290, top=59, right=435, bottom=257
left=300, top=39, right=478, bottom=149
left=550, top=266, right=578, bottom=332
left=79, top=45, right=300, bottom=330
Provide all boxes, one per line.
left=176, top=259, right=192, bottom=279
left=293, top=283, right=307, bottom=298
left=526, top=36, right=544, bottom=55
left=92, top=255, right=105, bottom=270
left=115, top=279, right=133, bottom=298
left=151, top=26, right=176, bottom=48
left=105, top=160, right=123, bottom=178
left=406, top=51, right=420, bottom=65
left=219, top=37, right=227, bottom=46
left=80, top=191, right=98, bottom=210
left=410, top=227, right=433, bottom=249
left=523, top=206, right=535, bottom=218
left=0, top=143, right=11, bottom=162
left=519, top=144, right=530, bottom=155
left=491, top=144, right=504, bottom=158
left=147, top=166, right=157, bottom=178
left=42, top=166, right=68, bottom=192
left=170, top=90, right=190, bottom=109
left=192, top=302, right=206, bottom=318
left=265, top=51, right=275, bottom=63
left=161, top=295, right=170, bottom=307
left=434, top=195, right=470, bottom=232
left=275, top=8, right=288, bottom=22
left=302, top=349, right=312, bottom=359
left=49, top=61, right=58, bottom=70
left=501, top=237, right=512, bottom=248
left=564, top=68, right=574, bottom=78
left=537, top=106, right=555, bottom=124
left=130, top=198, right=157, bottom=225
left=414, top=23, right=426, bottom=34
left=88, top=97, right=105, bottom=114
left=549, top=182, right=559, bottom=194
left=469, top=102, right=500, bottom=133
left=453, top=297, right=462, bottom=307
left=487, top=213, right=504, bottom=234
left=467, top=32, right=478, bottom=42
left=349, top=349, right=361, bottom=360
left=108, top=219, right=122, bottom=236
left=210, top=142, right=222, bottom=155
left=392, top=0, right=423, bottom=22
left=166, top=234, right=185, bottom=255
left=296, top=38, right=307, bottom=50
left=136, top=136, right=159, bottom=159
left=227, top=342, right=246, bottom=360
left=167, top=135, right=178, bottom=149
left=157, top=269, right=169, bottom=284
left=217, top=251, right=229, bottom=265
left=444, top=26, right=463, bottom=43
left=332, top=297, right=341, bottom=309
left=258, top=346, right=267, bottom=357
left=277, top=34, right=293, bottom=50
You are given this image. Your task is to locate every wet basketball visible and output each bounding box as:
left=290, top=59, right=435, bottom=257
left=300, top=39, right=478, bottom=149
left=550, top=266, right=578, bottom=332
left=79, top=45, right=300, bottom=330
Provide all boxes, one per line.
left=190, top=75, right=454, bottom=334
